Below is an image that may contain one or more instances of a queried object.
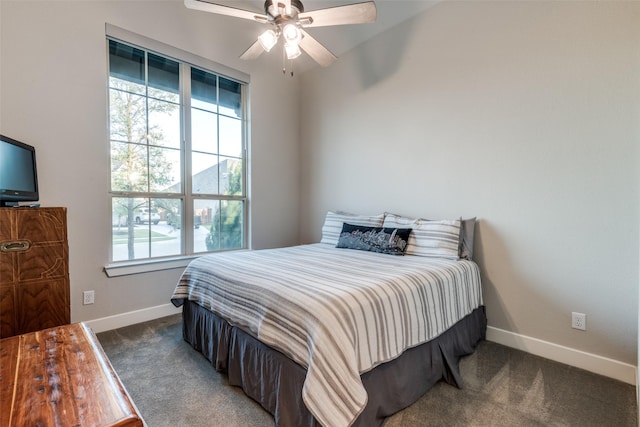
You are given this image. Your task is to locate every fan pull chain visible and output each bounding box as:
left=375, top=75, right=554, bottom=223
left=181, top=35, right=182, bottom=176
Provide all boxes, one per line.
left=281, top=45, right=295, bottom=77
left=282, top=44, right=286, bottom=75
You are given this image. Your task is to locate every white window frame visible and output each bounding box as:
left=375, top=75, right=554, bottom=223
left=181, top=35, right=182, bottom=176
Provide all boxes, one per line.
left=104, top=24, right=250, bottom=277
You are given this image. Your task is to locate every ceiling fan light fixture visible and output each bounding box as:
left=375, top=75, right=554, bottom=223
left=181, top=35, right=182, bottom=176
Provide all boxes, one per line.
left=258, top=29, right=279, bottom=52
left=284, top=42, right=302, bottom=59
left=185, top=0, right=377, bottom=70
left=282, top=23, right=301, bottom=44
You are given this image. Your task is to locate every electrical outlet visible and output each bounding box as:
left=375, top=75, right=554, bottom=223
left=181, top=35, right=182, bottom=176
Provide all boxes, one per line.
left=83, top=290, right=95, bottom=305
left=571, top=312, right=586, bottom=331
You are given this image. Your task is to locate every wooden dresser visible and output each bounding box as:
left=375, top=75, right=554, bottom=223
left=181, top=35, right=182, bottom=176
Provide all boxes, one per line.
left=0, top=322, right=145, bottom=426
left=0, top=207, right=70, bottom=338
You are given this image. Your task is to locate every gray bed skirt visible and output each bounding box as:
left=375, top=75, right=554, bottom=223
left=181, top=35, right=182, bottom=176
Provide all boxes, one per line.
left=181, top=300, right=487, bottom=427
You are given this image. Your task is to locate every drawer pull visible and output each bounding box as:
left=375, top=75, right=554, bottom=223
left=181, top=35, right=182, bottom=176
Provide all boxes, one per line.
left=0, top=240, right=31, bottom=252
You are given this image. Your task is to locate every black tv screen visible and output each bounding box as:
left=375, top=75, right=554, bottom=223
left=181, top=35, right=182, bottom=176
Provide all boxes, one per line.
left=0, top=134, right=39, bottom=207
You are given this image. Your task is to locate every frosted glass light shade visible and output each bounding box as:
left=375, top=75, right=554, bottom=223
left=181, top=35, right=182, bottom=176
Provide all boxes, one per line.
left=258, top=29, right=278, bottom=52
left=284, top=42, right=301, bottom=59
left=282, top=24, right=301, bottom=44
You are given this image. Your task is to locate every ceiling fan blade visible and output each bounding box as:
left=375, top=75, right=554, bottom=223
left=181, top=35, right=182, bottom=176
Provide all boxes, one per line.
left=299, top=30, right=337, bottom=67
left=239, top=39, right=265, bottom=60
left=184, top=0, right=268, bottom=23
left=299, top=1, right=377, bottom=28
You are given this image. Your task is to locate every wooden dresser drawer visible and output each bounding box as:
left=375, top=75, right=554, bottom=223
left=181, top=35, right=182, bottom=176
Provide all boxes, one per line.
left=0, top=207, right=70, bottom=338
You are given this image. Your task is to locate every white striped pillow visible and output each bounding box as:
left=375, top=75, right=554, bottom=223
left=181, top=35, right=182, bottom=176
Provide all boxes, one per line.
left=320, top=211, right=385, bottom=246
left=383, top=213, right=461, bottom=259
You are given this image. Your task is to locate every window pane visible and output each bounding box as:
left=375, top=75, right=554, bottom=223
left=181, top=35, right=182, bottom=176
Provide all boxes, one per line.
left=191, top=108, right=218, bottom=154
left=205, top=200, right=244, bottom=251
left=192, top=152, right=219, bottom=194
left=148, top=53, right=179, bottom=103
left=111, top=197, right=183, bottom=261
left=148, top=198, right=182, bottom=258
left=109, top=88, right=147, bottom=144
left=220, top=157, right=242, bottom=196
left=149, top=100, right=180, bottom=149
left=111, top=197, right=149, bottom=261
left=109, top=40, right=145, bottom=95
left=192, top=68, right=217, bottom=112
left=194, top=199, right=218, bottom=253
left=220, top=200, right=244, bottom=249
left=150, top=147, right=181, bottom=193
left=166, top=199, right=184, bottom=232
left=110, top=141, right=148, bottom=192
left=219, top=77, right=242, bottom=118
left=219, top=116, right=242, bottom=157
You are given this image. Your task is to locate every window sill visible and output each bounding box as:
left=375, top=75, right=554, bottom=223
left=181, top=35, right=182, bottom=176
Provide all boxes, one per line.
left=104, top=256, right=199, bottom=277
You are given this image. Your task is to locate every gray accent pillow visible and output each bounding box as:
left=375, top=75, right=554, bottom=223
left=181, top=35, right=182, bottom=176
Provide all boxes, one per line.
left=459, top=217, right=476, bottom=261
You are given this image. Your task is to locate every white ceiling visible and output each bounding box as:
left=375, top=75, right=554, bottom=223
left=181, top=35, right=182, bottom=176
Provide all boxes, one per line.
left=193, top=0, right=440, bottom=71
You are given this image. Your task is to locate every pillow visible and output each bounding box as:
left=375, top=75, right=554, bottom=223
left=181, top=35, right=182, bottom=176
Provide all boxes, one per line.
left=382, top=213, right=416, bottom=228
left=459, top=217, right=476, bottom=260
left=383, top=213, right=421, bottom=254
left=337, top=223, right=412, bottom=255
left=383, top=213, right=461, bottom=259
left=320, top=211, right=384, bottom=246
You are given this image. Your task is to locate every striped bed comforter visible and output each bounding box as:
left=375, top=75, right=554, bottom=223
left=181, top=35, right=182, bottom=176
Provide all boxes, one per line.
left=171, top=243, right=483, bottom=427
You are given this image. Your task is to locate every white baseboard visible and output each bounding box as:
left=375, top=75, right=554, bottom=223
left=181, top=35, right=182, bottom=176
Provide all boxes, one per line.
left=84, top=303, right=181, bottom=334
left=487, top=326, right=637, bottom=386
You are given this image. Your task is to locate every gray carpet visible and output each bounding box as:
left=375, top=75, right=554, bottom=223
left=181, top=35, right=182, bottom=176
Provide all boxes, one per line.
left=97, top=314, right=637, bottom=427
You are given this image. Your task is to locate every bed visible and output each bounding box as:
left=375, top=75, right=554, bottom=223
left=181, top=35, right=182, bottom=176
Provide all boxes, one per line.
left=171, top=214, right=486, bottom=427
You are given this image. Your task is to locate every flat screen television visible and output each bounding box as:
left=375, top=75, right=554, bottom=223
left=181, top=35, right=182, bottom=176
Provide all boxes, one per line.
left=0, top=134, right=39, bottom=207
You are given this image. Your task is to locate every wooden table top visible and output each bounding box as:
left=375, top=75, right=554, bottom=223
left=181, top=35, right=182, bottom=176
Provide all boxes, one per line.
left=0, top=322, right=144, bottom=427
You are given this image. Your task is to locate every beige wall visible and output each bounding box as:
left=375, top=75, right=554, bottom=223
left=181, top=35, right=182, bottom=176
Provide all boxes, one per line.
left=300, top=1, right=640, bottom=365
left=0, top=1, right=300, bottom=322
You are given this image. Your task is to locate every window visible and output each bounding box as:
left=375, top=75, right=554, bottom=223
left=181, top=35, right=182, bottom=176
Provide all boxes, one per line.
left=108, top=36, right=247, bottom=264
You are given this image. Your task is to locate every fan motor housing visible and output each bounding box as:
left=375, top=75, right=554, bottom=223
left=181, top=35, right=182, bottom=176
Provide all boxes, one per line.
left=264, top=0, right=304, bottom=20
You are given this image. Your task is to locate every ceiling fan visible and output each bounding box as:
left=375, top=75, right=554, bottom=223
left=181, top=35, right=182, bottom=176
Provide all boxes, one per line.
left=184, top=0, right=377, bottom=70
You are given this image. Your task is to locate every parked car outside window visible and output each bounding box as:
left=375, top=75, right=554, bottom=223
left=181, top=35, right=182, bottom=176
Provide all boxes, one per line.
left=136, top=208, right=160, bottom=225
